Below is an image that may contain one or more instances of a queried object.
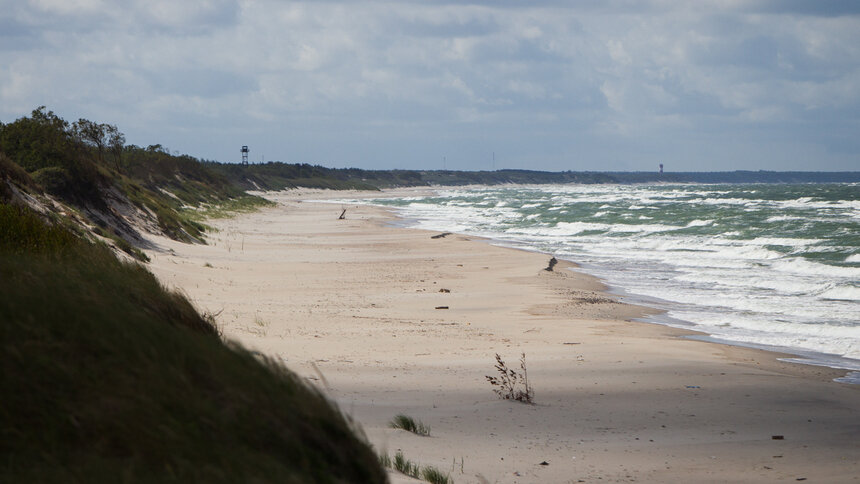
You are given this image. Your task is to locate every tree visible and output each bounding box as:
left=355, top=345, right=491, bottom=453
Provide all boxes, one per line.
left=71, top=119, right=126, bottom=172
left=0, top=106, right=74, bottom=172
left=106, top=125, right=125, bottom=172
left=72, top=119, right=106, bottom=164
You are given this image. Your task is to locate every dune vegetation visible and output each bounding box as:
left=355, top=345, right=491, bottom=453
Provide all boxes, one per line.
left=0, top=108, right=388, bottom=482
left=0, top=203, right=387, bottom=483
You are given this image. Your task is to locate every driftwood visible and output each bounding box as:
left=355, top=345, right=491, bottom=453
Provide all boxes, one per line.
left=338, top=209, right=346, bottom=220
left=431, top=232, right=451, bottom=239
left=545, top=257, right=558, bottom=272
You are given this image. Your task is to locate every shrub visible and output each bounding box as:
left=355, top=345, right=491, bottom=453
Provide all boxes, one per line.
left=485, top=353, right=534, bottom=403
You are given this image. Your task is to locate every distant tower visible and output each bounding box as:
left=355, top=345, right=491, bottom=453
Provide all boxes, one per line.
left=659, top=163, right=664, bottom=174
left=241, top=145, right=249, bottom=166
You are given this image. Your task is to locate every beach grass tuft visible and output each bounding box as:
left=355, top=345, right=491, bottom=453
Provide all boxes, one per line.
left=421, top=465, right=453, bottom=484
left=390, top=414, right=431, bottom=436
left=393, top=451, right=421, bottom=478
left=380, top=451, right=453, bottom=483
left=486, top=352, right=534, bottom=403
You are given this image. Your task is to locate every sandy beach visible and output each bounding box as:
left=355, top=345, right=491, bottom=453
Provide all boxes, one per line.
left=144, top=189, right=859, bottom=483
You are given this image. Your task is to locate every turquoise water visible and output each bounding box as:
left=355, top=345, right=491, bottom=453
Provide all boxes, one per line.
left=346, top=183, right=860, bottom=380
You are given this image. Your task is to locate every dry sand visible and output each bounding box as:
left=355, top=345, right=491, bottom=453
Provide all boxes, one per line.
left=144, top=189, right=859, bottom=483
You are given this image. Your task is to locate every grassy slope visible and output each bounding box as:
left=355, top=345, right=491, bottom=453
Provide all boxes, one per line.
left=0, top=109, right=278, bottom=248
left=0, top=204, right=386, bottom=483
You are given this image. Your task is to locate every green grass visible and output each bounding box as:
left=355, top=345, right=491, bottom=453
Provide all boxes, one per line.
left=421, top=466, right=452, bottom=484
left=390, top=414, right=431, bottom=436
left=393, top=451, right=420, bottom=478
left=0, top=204, right=386, bottom=483
left=187, top=194, right=276, bottom=221
left=382, top=451, right=452, bottom=484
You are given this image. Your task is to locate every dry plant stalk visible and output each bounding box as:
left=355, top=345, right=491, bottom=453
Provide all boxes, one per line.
left=485, top=352, right=534, bottom=403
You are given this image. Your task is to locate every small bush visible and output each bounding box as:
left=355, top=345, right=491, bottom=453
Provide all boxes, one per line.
left=390, top=414, right=431, bottom=436
left=485, top=353, right=534, bottom=403
left=32, top=166, right=74, bottom=199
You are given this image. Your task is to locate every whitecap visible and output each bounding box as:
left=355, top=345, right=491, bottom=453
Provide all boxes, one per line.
left=686, top=219, right=713, bottom=227
left=818, top=284, right=860, bottom=302
left=772, top=258, right=860, bottom=278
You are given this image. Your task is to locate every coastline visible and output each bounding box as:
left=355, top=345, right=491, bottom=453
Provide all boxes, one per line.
left=145, top=189, right=859, bottom=483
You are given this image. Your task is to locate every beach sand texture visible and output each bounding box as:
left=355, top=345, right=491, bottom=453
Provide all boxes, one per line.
left=145, top=190, right=859, bottom=483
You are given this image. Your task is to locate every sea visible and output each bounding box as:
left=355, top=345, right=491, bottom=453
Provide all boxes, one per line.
left=338, top=183, right=860, bottom=383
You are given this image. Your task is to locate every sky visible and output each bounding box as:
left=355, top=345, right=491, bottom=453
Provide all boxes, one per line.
left=1, top=1, right=859, bottom=172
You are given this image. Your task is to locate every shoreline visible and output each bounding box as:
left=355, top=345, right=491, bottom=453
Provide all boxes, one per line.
left=144, top=189, right=859, bottom=483
left=331, top=188, right=860, bottom=385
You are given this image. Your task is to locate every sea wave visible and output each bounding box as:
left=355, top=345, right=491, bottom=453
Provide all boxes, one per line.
left=354, top=182, right=860, bottom=376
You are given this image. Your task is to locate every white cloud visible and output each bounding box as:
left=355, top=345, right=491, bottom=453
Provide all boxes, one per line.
left=0, top=0, right=858, bottom=170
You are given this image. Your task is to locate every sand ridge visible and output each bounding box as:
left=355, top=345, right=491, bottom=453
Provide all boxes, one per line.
left=145, top=189, right=859, bottom=484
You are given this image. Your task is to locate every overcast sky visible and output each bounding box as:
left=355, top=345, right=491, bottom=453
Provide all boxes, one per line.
left=2, top=1, right=859, bottom=171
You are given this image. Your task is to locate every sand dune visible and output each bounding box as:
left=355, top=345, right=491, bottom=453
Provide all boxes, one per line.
left=145, top=189, right=859, bottom=484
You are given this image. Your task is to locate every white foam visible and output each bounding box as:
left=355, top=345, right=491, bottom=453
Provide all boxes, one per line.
left=368, top=184, right=860, bottom=372
left=771, top=258, right=860, bottom=278
left=746, top=236, right=823, bottom=247
left=686, top=219, right=713, bottom=227
left=766, top=215, right=802, bottom=222
left=818, top=284, right=860, bottom=302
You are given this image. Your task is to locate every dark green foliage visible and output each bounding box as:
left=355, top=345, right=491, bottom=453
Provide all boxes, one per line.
left=0, top=151, right=38, bottom=202
left=0, top=106, right=76, bottom=173
left=208, top=162, right=381, bottom=191
left=0, top=107, right=106, bottom=207
left=123, top=145, right=244, bottom=205
left=0, top=203, right=80, bottom=255
left=212, top=162, right=860, bottom=189
left=0, top=204, right=387, bottom=483
left=0, top=108, right=260, bottom=246
left=31, top=165, right=74, bottom=198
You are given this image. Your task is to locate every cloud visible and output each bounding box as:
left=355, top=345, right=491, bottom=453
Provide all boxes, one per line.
left=0, top=0, right=858, bottom=171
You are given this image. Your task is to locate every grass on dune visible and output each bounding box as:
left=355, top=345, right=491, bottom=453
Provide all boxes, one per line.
left=186, top=194, right=276, bottom=221
left=389, top=414, right=431, bottom=436
left=382, top=451, right=451, bottom=484
left=0, top=204, right=386, bottom=483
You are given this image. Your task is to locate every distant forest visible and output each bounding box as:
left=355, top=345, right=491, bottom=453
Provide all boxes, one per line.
left=210, top=161, right=860, bottom=191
